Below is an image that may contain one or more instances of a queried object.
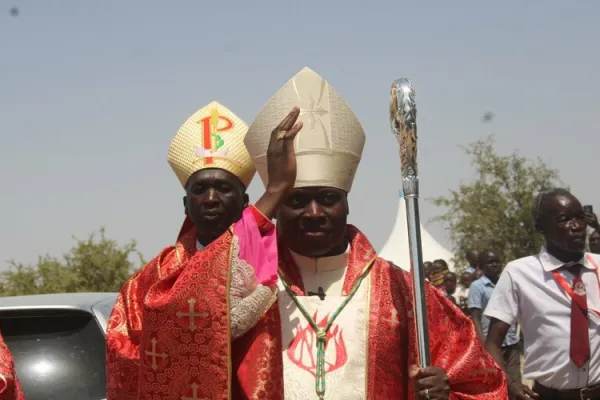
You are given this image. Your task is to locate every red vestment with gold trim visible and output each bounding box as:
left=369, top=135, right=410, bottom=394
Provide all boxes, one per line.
left=0, top=330, right=24, bottom=400
left=105, top=206, right=275, bottom=400
left=233, top=225, right=508, bottom=399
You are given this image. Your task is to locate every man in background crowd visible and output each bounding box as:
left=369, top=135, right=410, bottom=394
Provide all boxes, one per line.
left=429, top=259, right=450, bottom=289
left=468, top=250, right=521, bottom=398
left=464, top=249, right=481, bottom=278
left=586, top=209, right=600, bottom=253
left=443, top=272, right=459, bottom=306
left=485, top=189, right=600, bottom=399
left=424, top=260, right=433, bottom=282
left=456, top=271, right=474, bottom=312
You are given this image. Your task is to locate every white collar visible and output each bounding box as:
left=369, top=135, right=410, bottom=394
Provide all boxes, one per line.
left=538, top=246, right=594, bottom=272
left=196, top=240, right=205, bottom=251
left=290, top=244, right=350, bottom=273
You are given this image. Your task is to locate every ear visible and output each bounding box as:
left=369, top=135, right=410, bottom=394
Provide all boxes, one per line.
left=243, top=193, right=249, bottom=208
left=344, top=196, right=350, bottom=216
left=535, top=221, right=545, bottom=234
left=533, top=214, right=543, bottom=233
left=183, top=196, right=189, bottom=216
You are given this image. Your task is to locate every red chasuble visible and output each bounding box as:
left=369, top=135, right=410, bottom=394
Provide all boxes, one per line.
left=0, top=330, right=24, bottom=400
left=233, top=225, right=508, bottom=399
left=105, top=206, right=274, bottom=400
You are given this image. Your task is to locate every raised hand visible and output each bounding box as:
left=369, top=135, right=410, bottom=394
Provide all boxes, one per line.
left=254, top=107, right=303, bottom=219
left=265, top=107, right=303, bottom=194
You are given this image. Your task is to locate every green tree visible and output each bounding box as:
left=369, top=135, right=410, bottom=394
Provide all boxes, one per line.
left=0, top=228, right=145, bottom=296
left=431, top=136, right=562, bottom=270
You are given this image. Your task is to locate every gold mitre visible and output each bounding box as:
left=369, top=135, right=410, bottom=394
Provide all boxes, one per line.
left=168, top=101, right=255, bottom=188
left=244, top=67, right=365, bottom=192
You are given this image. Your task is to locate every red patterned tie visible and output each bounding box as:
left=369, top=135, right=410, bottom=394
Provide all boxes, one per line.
left=570, top=265, right=590, bottom=368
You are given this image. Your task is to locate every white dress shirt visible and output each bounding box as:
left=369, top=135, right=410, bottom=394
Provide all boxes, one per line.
left=484, top=247, right=600, bottom=389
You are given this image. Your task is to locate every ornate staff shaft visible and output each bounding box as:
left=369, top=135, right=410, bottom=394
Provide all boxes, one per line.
left=389, top=78, right=431, bottom=367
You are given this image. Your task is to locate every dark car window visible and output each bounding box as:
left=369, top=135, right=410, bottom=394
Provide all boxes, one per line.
left=0, top=309, right=106, bottom=400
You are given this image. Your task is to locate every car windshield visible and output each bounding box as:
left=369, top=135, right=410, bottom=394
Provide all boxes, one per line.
left=0, top=309, right=106, bottom=400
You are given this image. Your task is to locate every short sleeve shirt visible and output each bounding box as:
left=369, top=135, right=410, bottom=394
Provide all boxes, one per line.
left=484, top=248, right=600, bottom=389
left=468, top=275, right=519, bottom=347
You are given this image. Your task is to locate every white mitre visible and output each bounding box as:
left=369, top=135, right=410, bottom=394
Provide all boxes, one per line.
left=244, top=67, right=365, bottom=192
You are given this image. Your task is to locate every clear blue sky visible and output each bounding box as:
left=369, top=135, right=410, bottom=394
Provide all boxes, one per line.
left=1, top=0, right=598, bottom=268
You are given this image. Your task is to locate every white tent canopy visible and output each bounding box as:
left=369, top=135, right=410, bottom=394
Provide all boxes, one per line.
left=379, top=196, right=455, bottom=272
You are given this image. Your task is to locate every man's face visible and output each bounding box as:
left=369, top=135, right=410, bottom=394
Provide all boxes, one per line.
left=459, top=272, right=473, bottom=288
left=444, top=273, right=457, bottom=295
left=480, top=251, right=502, bottom=282
left=590, top=231, right=600, bottom=253
left=423, top=262, right=433, bottom=277
left=184, top=169, right=248, bottom=245
left=432, top=262, right=447, bottom=274
left=277, top=186, right=348, bottom=257
left=542, top=194, right=587, bottom=253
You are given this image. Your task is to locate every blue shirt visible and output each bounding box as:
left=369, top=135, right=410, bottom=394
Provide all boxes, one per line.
left=468, top=275, right=519, bottom=347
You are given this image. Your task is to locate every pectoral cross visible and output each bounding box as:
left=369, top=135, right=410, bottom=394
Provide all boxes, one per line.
left=307, top=286, right=326, bottom=301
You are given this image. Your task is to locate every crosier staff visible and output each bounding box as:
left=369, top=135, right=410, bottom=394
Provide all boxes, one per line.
left=389, top=78, right=431, bottom=368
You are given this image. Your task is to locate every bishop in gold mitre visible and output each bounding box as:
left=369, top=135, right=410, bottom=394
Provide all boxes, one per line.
left=234, top=67, right=508, bottom=399
left=105, top=100, right=299, bottom=400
